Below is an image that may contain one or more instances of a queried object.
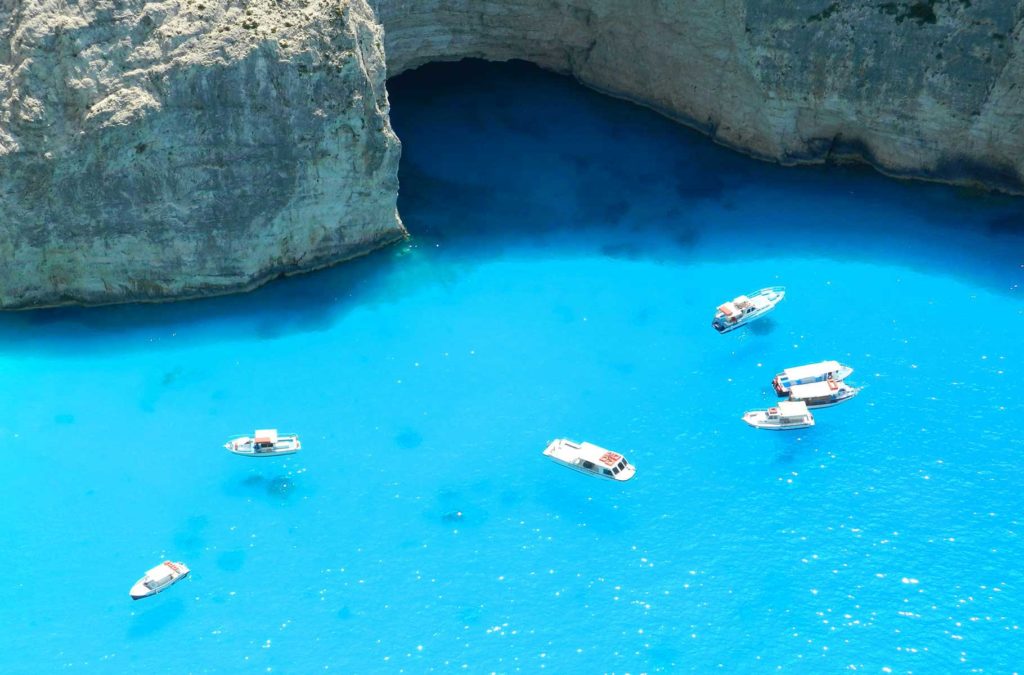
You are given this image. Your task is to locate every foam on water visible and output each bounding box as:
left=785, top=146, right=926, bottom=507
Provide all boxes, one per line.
left=0, top=60, right=1022, bottom=672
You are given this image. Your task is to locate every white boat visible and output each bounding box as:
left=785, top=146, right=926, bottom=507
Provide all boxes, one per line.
left=542, top=438, right=636, bottom=481
left=129, top=560, right=190, bottom=600
left=787, top=379, right=861, bottom=408
left=773, top=360, right=854, bottom=396
left=225, top=429, right=301, bottom=457
left=742, top=400, right=815, bottom=430
left=712, top=286, right=785, bottom=333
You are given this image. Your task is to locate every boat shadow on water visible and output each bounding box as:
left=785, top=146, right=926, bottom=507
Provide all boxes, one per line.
left=223, top=473, right=300, bottom=502
left=772, top=435, right=816, bottom=465
left=747, top=318, right=777, bottom=336
left=127, top=597, right=186, bottom=639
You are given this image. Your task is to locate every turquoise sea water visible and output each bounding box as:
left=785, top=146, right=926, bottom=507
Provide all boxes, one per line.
left=2, top=60, right=1023, bottom=672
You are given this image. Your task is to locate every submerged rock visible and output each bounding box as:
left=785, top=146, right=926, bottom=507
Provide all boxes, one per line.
left=1, top=0, right=1021, bottom=307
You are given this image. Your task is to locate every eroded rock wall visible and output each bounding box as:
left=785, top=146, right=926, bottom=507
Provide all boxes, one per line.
left=374, top=0, right=1024, bottom=192
left=1, top=0, right=1021, bottom=308
left=0, top=0, right=403, bottom=308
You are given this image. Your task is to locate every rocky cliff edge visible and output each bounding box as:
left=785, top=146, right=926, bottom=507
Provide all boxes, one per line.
left=2, top=0, right=1021, bottom=308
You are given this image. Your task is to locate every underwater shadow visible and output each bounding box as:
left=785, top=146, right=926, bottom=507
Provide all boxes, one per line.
left=0, top=242, right=414, bottom=357
left=127, top=597, right=186, bottom=639
left=223, top=472, right=300, bottom=502
left=389, top=60, right=1024, bottom=294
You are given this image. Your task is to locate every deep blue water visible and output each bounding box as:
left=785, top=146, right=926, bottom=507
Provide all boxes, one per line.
left=1, top=60, right=1022, bottom=672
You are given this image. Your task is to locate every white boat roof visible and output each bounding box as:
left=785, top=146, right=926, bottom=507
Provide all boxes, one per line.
left=576, top=441, right=624, bottom=466
left=782, top=361, right=843, bottom=380
left=718, top=301, right=739, bottom=315
left=255, top=429, right=279, bottom=443
left=777, top=400, right=810, bottom=416
left=145, top=563, right=172, bottom=578
left=789, top=380, right=843, bottom=397
left=548, top=439, right=624, bottom=466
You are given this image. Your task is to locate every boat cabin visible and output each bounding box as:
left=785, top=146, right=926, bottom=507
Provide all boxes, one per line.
left=253, top=429, right=279, bottom=451
left=774, top=360, right=851, bottom=394
left=787, top=379, right=857, bottom=407
left=768, top=401, right=812, bottom=423
left=144, top=567, right=173, bottom=590
left=577, top=445, right=631, bottom=478
left=543, top=438, right=636, bottom=481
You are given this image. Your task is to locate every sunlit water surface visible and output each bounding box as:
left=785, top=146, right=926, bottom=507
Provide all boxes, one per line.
left=1, top=61, right=1022, bottom=672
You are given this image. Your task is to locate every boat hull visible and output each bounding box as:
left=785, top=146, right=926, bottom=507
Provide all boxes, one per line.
left=742, top=412, right=815, bottom=430
left=773, top=365, right=855, bottom=396
left=743, top=420, right=815, bottom=430
left=129, top=568, right=189, bottom=600
left=713, top=310, right=772, bottom=333
left=712, top=287, right=785, bottom=334
left=227, top=447, right=299, bottom=457
left=225, top=434, right=301, bottom=457
left=546, top=456, right=635, bottom=481
left=791, top=394, right=858, bottom=409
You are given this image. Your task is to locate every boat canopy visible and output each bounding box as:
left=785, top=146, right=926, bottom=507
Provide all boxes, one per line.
left=781, top=360, right=843, bottom=381
left=254, top=429, right=279, bottom=444
left=789, top=380, right=841, bottom=398
left=145, top=564, right=172, bottom=579
left=576, top=442, right=623, bottom=466
left=718, top=302, right=738, bottom=316
left=777, top=401, right=810, bottom=418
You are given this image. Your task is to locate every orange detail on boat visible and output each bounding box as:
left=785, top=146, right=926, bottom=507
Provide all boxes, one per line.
left=599, top=452, right=621, bottom=466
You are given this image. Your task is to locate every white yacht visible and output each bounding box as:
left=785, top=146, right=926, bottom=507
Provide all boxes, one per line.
left=773, top=360, right=854, bottom=395
left=743, top=400, right=815, bottom=430
left=130, top=560, right=190, bottom=600
left=712, top=286, right=785, bottom=333
left=543, top=438, right=636, bottom=481
left=787, top=380, right=861, bottom=408
left=225, top=429, right=301, bottom=457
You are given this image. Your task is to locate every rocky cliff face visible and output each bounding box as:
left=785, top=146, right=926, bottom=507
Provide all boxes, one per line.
left=1, top=0, right=1021, bottom=308
left=0, top=0, right=403, bottom=308
left=374, top=0, right=1024, bottom=192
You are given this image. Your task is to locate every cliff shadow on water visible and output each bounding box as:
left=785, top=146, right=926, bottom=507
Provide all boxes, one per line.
left=386, top=59, right=1024, bottom=270
left=1, top=59, right=1021, bottom=355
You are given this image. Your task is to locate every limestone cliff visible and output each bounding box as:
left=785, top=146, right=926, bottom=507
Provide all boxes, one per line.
left=1, top=0, right=1021, bottom=308
left=0, top=0, right=403, bottom=309
left=374, top=0, right=1024, bottom=193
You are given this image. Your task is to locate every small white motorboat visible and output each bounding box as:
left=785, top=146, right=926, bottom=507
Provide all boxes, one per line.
left=225, top=429, right=301, bottom=457
left=743, top=400, right=815, bottom=430
left=543, top=438, right=636, bottom=481
left=712, top=286, right=785, bottom=333
left=130, top=560, right=190, bottom=600
left=773, top=360, right=854, bottom=395
left=787, top=379, right=861, bottom=408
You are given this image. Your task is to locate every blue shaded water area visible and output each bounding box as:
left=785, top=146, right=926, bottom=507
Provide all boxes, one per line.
left=1, top=59, right=1022, bottom=671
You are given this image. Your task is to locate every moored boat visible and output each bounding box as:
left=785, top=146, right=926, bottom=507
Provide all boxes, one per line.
left=742, top=400, right=815, bottom=430
left=787, top=379, right=861, bottom=408
left=773, top=360, right=854, bottom=396
left=130, top=560, right=190, bottom=600
left=543, top=438, right=636, bottom=481
left=225, top=429, right=301, bottom=457
left=712, top=286, right=785, bottom=333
